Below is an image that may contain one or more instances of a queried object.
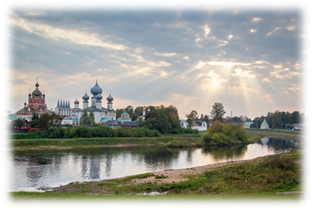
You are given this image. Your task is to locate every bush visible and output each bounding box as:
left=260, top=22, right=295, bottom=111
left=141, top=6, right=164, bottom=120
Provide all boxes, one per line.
left=258, top=155, right=297, bottom=172
left=75, top=126, right=92, bottom=138
left=201, top=132, right=212, bottom=143
left=48, top=127, right=61, bottom=138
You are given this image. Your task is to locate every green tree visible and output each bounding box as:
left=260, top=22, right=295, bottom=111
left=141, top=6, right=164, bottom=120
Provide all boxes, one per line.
left=38, top=113, right=51, bottom=131
left=15, top=118, right=24, bottom=132
left=272, top=110, right=281, bottom=129
left=203, top=115, right=209, bottom=125
left=116, top=108, right=125, bottom=119
left=50, top=112, right=63, bottom=127
left=291, top=111, right=301, bottom=123
left=131, top=113, right=138, bottom=121
left=134, top=106, right=143, bottom=116
left=266, top=112, right=273, bottom=128
left=186, top=110, right=198, bottom=129
left=89, top=111, right=95, bottom=126
left=80, top=110, right=90, bottom=126
left=210, top=102, right=226, bottom=122
left=140, top=105, right=181, bottom=134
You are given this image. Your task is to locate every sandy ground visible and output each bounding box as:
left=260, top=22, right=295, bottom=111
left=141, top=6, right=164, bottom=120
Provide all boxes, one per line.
left=129, top=159, right=255, bottom=185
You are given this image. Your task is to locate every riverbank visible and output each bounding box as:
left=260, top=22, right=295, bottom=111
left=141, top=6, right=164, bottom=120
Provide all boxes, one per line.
left=245, top=129, right=302, bottom=141
left=10, top=135, right=204, bottom=151
left=2, top=130, right=309, bottom=151
left=12, top=149, right=302, bottom=200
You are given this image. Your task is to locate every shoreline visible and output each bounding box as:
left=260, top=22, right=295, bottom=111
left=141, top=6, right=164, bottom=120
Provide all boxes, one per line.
left=50, top=156, right=265, bottom=193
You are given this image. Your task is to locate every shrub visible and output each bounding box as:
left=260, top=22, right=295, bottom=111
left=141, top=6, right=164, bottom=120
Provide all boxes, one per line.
left=258, top=155, right=298, bottom=172
left=75, top=126, right=92, bottom=138
left=201, top=132, right=212, bottom=143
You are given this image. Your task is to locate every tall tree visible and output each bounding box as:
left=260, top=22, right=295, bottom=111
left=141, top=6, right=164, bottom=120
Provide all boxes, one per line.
left=38, top=113, right=51, bottom=131
left=291, top=111, right=301, bottom=123
left=210, top=102, right=226, bottom=122
left=131, top=113, right=138, bottom=121
left=15, top=118, right=25, bottom=132
left=79, top=110, right=90, bottom=126
left=266, top=112, right=273, bottom=128
left=134, top=106, right=143, bottom=116
left=186, top=110, right=198, bottom=129
left=203, top=115, right=209, bottom=125
left=89, top=111, right=95, bottom=126
left=272, top=110, right=281, bottom=129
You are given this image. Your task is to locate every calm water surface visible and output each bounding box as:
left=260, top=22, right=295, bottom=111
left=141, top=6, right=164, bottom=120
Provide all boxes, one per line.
left=10, top=137, right=300, bottom=192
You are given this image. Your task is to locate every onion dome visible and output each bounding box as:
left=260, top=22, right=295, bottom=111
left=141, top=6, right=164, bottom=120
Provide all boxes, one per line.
left=96, top=93, right=103, bottom=101
left=32, top=82, right=42, bottom=96
left=82, top=92, right=89, bottom=101
left=90, top=80, right=102, bottom=96
left=74, top=99, right=79, bottom=104
left=107, top=93, right=113, bottom=103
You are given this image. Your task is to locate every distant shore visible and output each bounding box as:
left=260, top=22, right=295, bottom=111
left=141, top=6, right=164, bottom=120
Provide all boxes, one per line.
left=9, top=129, right=302, bottom=151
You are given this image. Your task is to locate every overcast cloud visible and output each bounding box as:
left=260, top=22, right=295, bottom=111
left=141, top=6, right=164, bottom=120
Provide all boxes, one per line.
left=9, top=8, right=303, bottom=119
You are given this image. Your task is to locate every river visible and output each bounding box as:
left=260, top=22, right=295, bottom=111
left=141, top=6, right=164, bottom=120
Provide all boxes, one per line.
left=9, top=137, right=300, bottom=192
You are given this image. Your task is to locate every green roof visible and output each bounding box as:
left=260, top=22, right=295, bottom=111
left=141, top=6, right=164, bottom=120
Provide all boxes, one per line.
left=122, top=111, right=129, bottom=115
left=5, top=114, right=16, bottom=120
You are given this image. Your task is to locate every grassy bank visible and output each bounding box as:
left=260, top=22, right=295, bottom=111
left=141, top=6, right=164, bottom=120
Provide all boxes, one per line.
left=245, top=128, right=302, bottom=135
left=10, top=131, right=285, bottom=151
left=11, top=149, right=302, bottom=200
left=11, top=136, right=204, bottom=151
left=11, top=191, right=301, bottom=201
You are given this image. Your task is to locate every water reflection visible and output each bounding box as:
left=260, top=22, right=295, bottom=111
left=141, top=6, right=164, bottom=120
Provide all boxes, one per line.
left=202, top=145, right=248, bottom=162
left=10, top=138, right=300, bottom=192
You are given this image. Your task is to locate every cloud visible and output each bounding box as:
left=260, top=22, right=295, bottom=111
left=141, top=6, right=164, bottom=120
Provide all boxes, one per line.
left=231, top=68, right=256, bottom=78
left=251, top=17, right=262, bottom=23
left=249, top=29, right=257, bottom=33
left=266, top=27, right=280, bottom=36
left=198, top=70, right=227, bottom=88
left=155, top=52, right=177, bottom=57
left=204, top=25, right=211, bottom=38
left=262, top=78, right=274, bottom=83
left=11, top=15, right=128, bottom=50
left=195, top=61, right=250, bottom=69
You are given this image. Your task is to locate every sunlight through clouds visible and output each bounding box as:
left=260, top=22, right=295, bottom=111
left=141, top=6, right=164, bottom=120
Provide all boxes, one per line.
left=8, top=9, right=302, bottom=119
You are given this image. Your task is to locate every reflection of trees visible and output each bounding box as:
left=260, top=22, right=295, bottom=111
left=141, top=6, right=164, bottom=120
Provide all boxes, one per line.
left=202, top=145, right=248, bottom=162
left=186, top=149, right=195, bottom=163
left=265, top=138, right=300, bottom=153
left=89, top=157, right=101, bottom=179
left=81, top=154, right=88, bottom=178
left=105, top=155, right=112, bottom=177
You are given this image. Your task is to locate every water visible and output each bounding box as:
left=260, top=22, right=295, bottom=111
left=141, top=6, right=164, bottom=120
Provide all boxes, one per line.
left=9, top=137, right=300, bottom=192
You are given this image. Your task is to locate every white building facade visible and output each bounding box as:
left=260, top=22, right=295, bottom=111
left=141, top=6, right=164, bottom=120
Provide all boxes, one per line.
left=55, top=80, right=116, bottom=125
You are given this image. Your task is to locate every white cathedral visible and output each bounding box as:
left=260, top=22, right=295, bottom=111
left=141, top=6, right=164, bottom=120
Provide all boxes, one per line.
left=55, top=80, right=116, bottom=125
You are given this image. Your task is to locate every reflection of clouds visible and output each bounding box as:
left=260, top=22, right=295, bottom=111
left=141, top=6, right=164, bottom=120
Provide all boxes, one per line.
left=202, top=145, right=248, bottom=162
left=12, top=140, right=300, bottom=191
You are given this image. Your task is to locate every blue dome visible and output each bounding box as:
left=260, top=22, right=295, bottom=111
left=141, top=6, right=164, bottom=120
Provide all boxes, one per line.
left=74, top=99, right=79, bottom=104
left=107, top=93, right=114, bottom=102
left=96, top=93, right=103, bottom=100
left=90, top=81, right=102, bottom=95
left=82, top=92, right=89, bottom=100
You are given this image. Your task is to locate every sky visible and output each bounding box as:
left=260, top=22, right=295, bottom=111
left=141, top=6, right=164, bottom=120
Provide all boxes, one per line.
left=6, top=3, right=306, bottom=120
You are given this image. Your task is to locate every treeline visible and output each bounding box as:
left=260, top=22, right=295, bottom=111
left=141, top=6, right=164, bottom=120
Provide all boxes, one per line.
left=201, top=120, right=249, bottom=146
left=12, top=126, right=161, bottom=139
left=250, top=110, right=303, bottom=129
left=117, top=104, right=199, bottom=134
left=139, top=105, right=199, bottom=134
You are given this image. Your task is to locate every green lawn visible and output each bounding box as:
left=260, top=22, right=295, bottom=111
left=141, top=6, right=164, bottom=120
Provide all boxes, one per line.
left=11, top=191, right=302, bottom=201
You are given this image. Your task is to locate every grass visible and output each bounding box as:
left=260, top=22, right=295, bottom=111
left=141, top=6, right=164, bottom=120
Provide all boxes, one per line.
left=10, top=192, right=302, bottom=201
left=11, top=136, right=205, bottom=151
left=245, top=128, right=302, bottom=135
left=11, top=149, right=302, bottom=200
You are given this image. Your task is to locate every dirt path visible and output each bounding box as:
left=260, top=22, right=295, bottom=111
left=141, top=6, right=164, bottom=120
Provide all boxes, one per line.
left=130, top=159, right=255, bottom=186
left=246, top=130, right=303, bottom=140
